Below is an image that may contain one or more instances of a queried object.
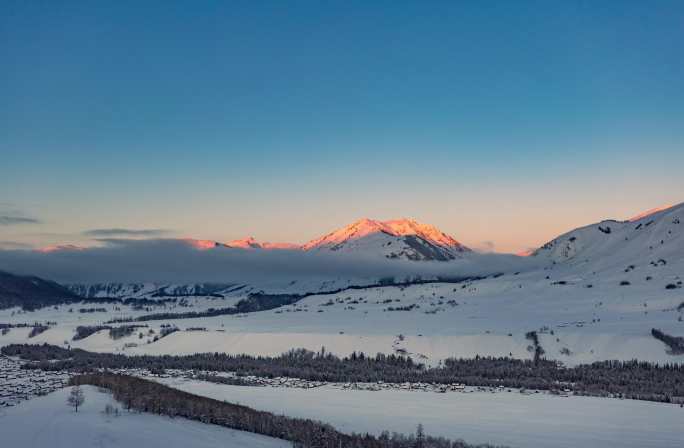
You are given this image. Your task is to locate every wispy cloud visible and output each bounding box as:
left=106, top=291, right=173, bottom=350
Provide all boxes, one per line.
left=82, top=228, right=170, bottom=237
left=0, top=215, right=40, bottom=225
left=0, top=241, right=33, bottom=250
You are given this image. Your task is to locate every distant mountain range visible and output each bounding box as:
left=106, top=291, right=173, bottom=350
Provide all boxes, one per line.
left=201, top=204, right=683, bottom=265
left=2, top=203, right=682, bottom=303
left=66, top=282, right=240, bottom=300
left=205, top=218, right=470, bottom=262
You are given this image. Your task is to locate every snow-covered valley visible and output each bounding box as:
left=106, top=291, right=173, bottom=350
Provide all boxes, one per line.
left=2, top=252, right=682, bottom=365
left=156, top=378, right=684, bottom=448
left=1, top=203, right=684, bottom=448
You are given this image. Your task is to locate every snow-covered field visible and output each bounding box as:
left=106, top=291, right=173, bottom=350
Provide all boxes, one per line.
left=0, top=385, right=288, bottom=448
left=158, top=378, right=684, bottom=448
left=2, top=265, right=682, bottom=365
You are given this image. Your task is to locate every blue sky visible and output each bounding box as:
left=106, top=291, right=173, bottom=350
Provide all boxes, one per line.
left=1, top=1, right=683, bottom=252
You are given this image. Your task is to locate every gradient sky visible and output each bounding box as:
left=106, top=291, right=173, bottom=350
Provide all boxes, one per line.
left=1, top=1, right=683, bottom=253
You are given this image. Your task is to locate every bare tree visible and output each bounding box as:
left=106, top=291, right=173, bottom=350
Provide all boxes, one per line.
left=67, top=385, right=85, bottom=412
left=104, top=403, right=120, bottom=417
left=415, top=423, right=425, bottom=448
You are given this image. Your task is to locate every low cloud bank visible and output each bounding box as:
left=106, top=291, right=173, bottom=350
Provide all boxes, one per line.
left=0, top=239, right=544, bottom=284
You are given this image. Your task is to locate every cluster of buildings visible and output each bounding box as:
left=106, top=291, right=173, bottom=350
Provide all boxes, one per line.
left=0, top=356, right=70, bottom=407
left=76, top=365, right=479, bottom=394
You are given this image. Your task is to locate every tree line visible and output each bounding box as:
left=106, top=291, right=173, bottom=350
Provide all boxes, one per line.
left=5, top=343, right=684, bottom=403
left=71, top=372, right=499, bottom=448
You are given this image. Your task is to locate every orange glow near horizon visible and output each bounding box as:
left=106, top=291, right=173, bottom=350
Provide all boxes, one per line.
left=628, top=204, right=674, bottom=222
left=183, top=239, right=218, bottom=250
left=35, top=244, right=85, bottom=253
left=15, top=202, right=682, bottom=256
left=515, top=248, right=535, bottom=257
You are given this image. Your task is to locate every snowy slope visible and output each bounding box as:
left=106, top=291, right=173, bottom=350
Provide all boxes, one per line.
left=0, top=386, right=288, bottom=448
left=0, top=270, right=79, bottom=309
left=532, top=202, right=683, bottom=272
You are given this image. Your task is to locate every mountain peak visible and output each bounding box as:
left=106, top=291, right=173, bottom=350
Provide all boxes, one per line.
left=226, top=237, right=300, bottom=250
left=382, top=218, right=464, bottom=250
left=227, top=237, right=261, bottom=249
left=302, top=218, right=470, bottom=260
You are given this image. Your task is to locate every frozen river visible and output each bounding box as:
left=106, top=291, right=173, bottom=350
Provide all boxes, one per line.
left=160, top=378, right=684, bottom=448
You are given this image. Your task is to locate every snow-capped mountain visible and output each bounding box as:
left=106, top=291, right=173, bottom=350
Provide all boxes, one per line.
left=533, top=202, right=683, bottom=271
left=226, top=237, right=300, bottom=250
left=302, top=218, right=470, bottom=261
left=222, top=218, right=469, bottom=261
left=226, top=237, right=262, bottom=249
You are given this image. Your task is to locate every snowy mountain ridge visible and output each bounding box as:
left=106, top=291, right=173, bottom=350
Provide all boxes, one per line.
left=67, top=282, right=239, bottom=299
left=303, top=218, right=466, bottom=250
left=221, top=218, right=470, bottom=261
left=533, top=202, right=684, bottom=271
left=301, top=218, right=470, bottom=261
left=226, top=237, right=301, bottom=250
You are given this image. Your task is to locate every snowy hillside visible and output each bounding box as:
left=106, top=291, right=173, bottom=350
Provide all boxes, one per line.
left=533, top=202, right=683, bottom=269
left=0, top=270, right=79, bottom=309
left=0, top=386, right=288, bottom=448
